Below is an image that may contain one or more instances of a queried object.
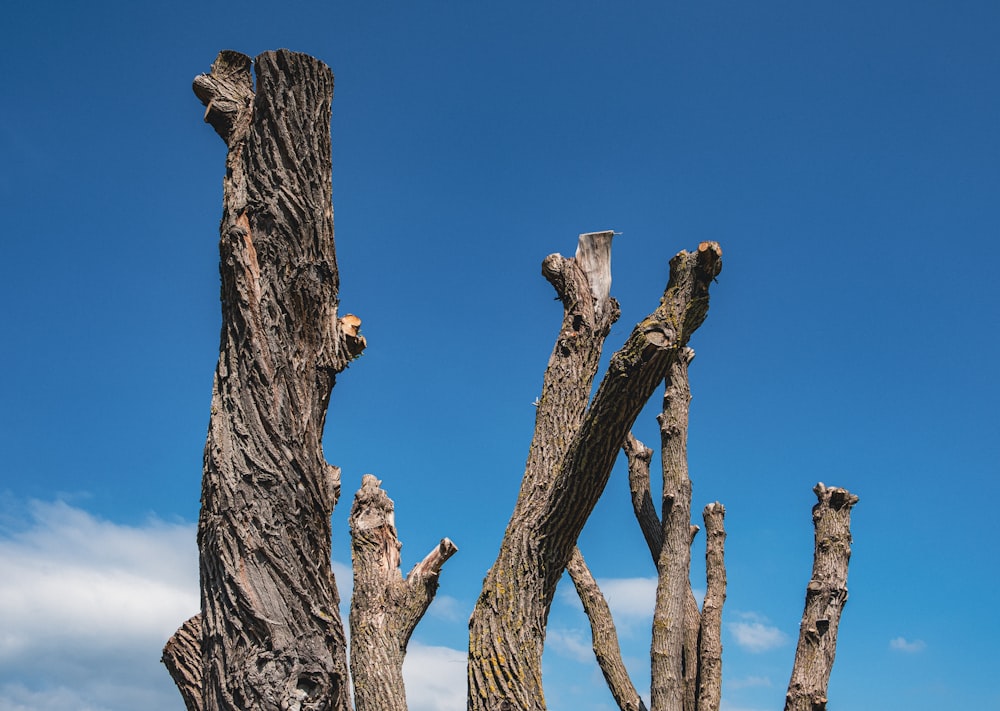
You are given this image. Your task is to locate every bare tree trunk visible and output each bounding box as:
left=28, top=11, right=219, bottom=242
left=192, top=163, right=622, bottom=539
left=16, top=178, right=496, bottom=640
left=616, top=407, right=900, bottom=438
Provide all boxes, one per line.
left=348, top=475, right=457, bottom=711
left=566, top=548, right=647, bottom=711
left=168, top=49, right=365, bottom=711
left=650, top=350, right=694, bottom=711
left=468, top=241, right=722, bottom=711
left=696, top=504, right=726, bottom=711
left=784, top=484, right=859, bottom=711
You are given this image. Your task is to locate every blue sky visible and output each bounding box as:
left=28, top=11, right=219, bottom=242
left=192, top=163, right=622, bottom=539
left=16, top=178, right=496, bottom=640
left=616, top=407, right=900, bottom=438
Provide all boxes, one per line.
left=1, top=2, right=998, bottom=710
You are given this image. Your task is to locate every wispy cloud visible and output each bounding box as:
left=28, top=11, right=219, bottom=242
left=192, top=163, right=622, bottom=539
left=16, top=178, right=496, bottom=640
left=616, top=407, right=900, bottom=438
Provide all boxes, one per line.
left=0, top=499, right=199, bottom=710
left=889, top=636, right=926, bottom=653
left=727, top=612, right=788, bottom=653
left=547, top=627, right=596, bottom=663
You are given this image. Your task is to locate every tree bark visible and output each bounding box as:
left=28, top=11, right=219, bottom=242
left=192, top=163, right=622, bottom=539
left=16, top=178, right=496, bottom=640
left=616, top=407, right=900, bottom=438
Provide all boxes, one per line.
left=163, top=615, right=204, bottom=711
left=468, top=241, right=722, bottom=711
left=696, top=503, right=726, bottom=711
left=171, top=49, right=365, bottom=711
left=349, top=475, right=457, bottom=711
left=566, top=547, right=647, bottom=711
left=650, top=350, right=694, bottom=711
left=784, top=484, right=859, bottom=711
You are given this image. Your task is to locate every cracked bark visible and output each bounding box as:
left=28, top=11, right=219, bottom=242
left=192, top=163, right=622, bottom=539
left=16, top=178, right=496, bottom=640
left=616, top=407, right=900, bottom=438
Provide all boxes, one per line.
left=784, top=484, right=859, bottom=711
left=468, top=240, right=722, bottom=711
left=349, top=475, right=457, bottom=711
left=166, top=49, right=364, bottom=711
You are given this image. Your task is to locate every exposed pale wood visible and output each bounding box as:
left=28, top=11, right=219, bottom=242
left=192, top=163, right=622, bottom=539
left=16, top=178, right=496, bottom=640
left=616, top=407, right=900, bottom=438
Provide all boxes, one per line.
left=349, top=475, right=456, bottom=711
left=468, top=240, right=721, bottom=711
left=697, top=503, right=726, bottom=711
left=566, top=547, right=647, bottom=711
left=784, top=484, right=859, bottom=711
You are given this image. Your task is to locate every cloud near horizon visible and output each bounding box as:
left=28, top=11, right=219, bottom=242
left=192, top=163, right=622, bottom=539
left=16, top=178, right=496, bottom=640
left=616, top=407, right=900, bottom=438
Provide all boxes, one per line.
left=0, top=500, right=474, bottom=711
left=0, top=499, right=199, bottom=710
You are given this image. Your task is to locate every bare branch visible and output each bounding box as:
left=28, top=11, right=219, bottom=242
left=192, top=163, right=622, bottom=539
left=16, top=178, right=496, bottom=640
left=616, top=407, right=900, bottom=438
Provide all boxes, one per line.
left=623, top=432, right=661, bottom=561
left=651, top=348, right=695, bottom=711
left=784, top=484, right=859, bottom=711
left=162, top=615, right=203, bottom=711
left=697, top=503, right=726, bottom=711
left=350, top=475, right=456, bottom=711
left=566, top=548, right=647, bottom=711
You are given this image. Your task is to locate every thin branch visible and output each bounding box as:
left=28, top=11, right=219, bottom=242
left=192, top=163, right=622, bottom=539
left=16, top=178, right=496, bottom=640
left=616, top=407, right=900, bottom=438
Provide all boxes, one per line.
left=566, top=547, right=647, bottom=711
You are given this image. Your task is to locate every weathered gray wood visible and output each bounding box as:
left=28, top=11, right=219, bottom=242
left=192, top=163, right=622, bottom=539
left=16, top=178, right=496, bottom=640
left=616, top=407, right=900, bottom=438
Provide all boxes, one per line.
left=170, top=49, right=364, bottom=711
left=349, top=475, right=456, bottom=711
left=468, top=241, right=722, bottom=711
left=784, top=484, right=859, bottom=711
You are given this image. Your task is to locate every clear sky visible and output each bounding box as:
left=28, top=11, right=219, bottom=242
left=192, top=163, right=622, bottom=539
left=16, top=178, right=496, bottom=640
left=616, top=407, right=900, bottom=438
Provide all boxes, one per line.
left=1, top=2, right=998, bottom=710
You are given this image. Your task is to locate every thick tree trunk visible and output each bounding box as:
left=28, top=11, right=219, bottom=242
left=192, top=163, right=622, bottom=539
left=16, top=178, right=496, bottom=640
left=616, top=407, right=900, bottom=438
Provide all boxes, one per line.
left=167, top=49, right=365, bottom=711
left=650, top=350, right=694, bottom=711
left=784, top=484, right=859, bottom=711
left=348, top=475, right=457, bottom=711
left=566, top=548, right=647, bottom=711
left=468, top=241, right=722, bottom=711
left=696, top=503, right=726, bottom=711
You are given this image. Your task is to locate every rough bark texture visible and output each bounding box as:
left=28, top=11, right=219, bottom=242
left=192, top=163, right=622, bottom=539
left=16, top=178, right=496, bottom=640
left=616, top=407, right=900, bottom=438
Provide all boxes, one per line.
left=624, top=432, right=661, bottom=561
left=681, top=532, right=701, bottom=711
left=696, top=503, right=726, bottom=711
left=348, top=475, right=456, bottom=711
left=172, top=49, right=364, bottom=711
left=566, top=548, right=647, bottom=711
left=650, top=350, right=695, bottom=711
left=784, top=484, right=859, bottom=711
left=163, top=615, right=204, bottom=711
left=468, top=241, right=722, bottom=711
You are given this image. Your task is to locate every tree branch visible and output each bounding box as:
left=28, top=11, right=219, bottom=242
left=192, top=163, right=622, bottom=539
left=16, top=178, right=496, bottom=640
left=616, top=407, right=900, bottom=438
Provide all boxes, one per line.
left=566, top=547, right=647, bottom=711
left=350, top=475, right=456, bottom=711
left=469, top=241, right=722, bottom=711
left=623, top=432, right=661, bottom=561
left=651, top=348, right=695, bottom=711
left=696, top=503, right=726, bottom=711
left=162, top=615, right=203, bottom=711
left=784, top=484, right=859, bottom=711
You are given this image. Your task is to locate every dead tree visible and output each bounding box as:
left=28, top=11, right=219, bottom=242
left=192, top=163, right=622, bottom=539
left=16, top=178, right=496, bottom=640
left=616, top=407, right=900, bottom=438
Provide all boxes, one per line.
left=165, top=49, right=857, bottom=711
left=164, top=49, right=364, bottom=711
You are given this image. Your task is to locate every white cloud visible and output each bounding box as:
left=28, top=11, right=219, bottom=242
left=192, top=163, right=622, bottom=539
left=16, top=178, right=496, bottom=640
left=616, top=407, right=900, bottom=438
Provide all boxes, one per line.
left=0, top=499, right=199, bottom=710
left=547, top=627, right=596, bottom=663
left=402, top=642, right=467, bottom=711
left=597, top=577, right=658, bottom=623
left=727, top=612, right=788, bottom=653
left=427, top=594, right=467, bottom=622
left=889, top=636, right=926, bottom=653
